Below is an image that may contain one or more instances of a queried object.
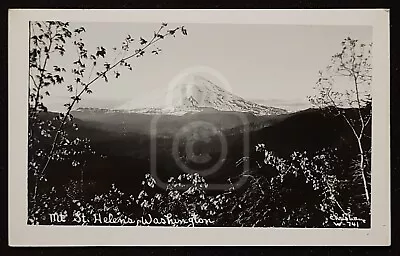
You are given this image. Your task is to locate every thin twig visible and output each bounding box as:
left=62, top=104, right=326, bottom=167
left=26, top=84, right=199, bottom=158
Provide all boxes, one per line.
left=38, top=25, right=183, bottom=178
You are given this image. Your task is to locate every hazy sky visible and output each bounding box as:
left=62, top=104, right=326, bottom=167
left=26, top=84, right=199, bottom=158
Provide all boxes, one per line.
left=41, top=22, right=372, bottom=112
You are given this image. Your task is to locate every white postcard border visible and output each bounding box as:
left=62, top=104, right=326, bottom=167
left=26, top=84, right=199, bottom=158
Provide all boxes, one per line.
left=8, top=9, right=390, bottom=246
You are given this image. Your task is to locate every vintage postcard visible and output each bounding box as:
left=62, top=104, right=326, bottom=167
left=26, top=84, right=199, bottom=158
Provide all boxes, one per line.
left=8, top=9, right=390, bottom=246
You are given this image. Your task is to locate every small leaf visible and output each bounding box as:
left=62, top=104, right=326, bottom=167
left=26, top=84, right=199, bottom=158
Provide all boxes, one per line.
left=96, top=46, right=106, bottom=58
left=126, top=34, right=134, bottom=42
left=74, top=27, right=86, bottom=34
left=140, top=37, right=148, bottom=45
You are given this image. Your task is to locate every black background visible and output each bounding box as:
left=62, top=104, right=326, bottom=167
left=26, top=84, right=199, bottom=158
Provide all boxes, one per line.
left=1, top=1, right=397, bottom=255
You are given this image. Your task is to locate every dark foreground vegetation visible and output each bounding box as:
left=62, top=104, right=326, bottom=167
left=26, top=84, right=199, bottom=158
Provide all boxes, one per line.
left=28, top=107, right=371, bottom=228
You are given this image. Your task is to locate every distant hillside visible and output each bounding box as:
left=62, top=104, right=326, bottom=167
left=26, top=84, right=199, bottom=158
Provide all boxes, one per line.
left=71, top=108, right=284, bottom=136
left=33, top=107, right=371, bottom=195
left=252, top=98, right=312, bottom=113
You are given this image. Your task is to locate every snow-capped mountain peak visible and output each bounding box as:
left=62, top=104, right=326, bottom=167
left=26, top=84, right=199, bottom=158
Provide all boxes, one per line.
left=114, top=75, right=287, bottom=116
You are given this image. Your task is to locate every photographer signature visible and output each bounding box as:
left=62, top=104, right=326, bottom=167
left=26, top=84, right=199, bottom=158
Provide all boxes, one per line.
left=330, top=214, right=366, bottom=227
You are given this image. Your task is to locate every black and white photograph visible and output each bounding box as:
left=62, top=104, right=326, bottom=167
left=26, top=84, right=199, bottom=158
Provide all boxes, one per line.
left=8, top=9, right=390, bottom=246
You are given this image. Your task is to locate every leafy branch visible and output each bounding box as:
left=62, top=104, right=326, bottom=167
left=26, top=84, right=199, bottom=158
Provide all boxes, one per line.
left=36, top=23, right=187, bottom=182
